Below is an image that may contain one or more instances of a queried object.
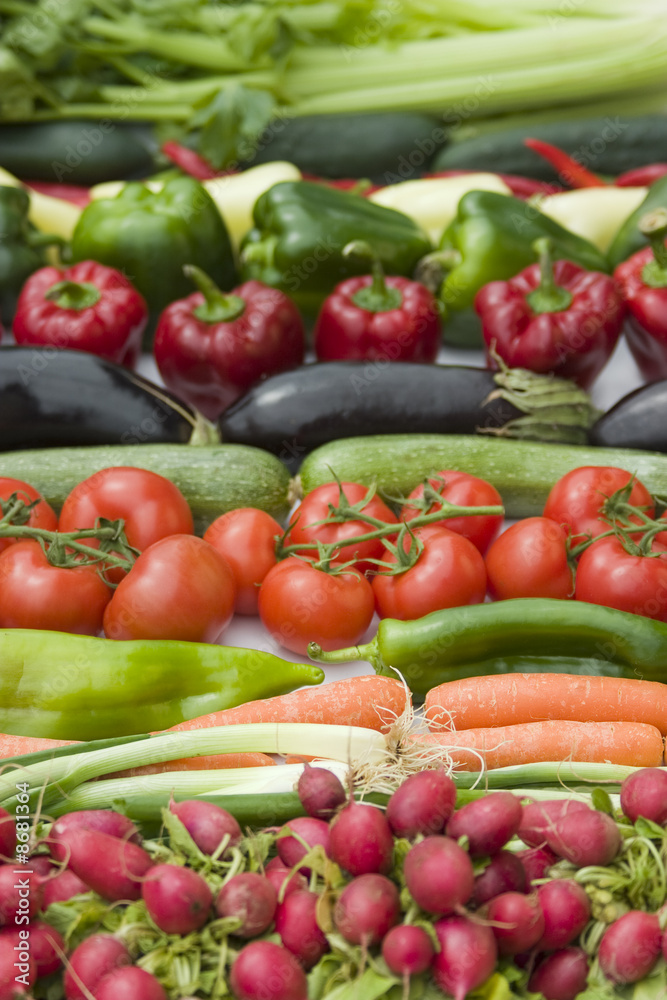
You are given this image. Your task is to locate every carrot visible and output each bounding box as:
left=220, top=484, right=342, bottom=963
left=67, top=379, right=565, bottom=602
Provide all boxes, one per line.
left=424, top=673, right=667, bottom=736
left=0, top=734, right=75, bottom=759
left=164, top=675, right=410, bottom=733
left=413, top=720, right=665, bottom=771
left=104, top=752, right=276, bottom=779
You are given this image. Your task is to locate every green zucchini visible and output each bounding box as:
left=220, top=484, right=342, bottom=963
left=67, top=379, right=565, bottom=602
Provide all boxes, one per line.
left=298, top=435, right=667, bottom=518
left=0, top=443, right=294, bottom=532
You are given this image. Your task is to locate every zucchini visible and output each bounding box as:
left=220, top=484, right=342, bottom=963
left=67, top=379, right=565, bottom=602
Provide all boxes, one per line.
left=0, top=443, right=294, bottom=531
left=298, top=435, right=667, bottom=518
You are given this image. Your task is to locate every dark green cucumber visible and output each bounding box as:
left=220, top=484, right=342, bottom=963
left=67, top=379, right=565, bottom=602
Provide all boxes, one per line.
left=298, top=435, right=667, bottom=518
left=0, top=443, right=294, bottom=531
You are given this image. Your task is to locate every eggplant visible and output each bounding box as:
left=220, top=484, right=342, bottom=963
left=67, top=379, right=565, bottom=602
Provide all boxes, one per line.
left=218, top=362, right=595, bottom=471
left=0, top=347, right=208, bottom=451
left=590, top=380, right=667, bottom=451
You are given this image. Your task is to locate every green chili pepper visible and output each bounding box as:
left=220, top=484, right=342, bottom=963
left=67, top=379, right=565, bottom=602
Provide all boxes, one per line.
left=309, top=598, right=667, bottom=699
left=0, top=629, right=324, bottom=740
left=607, top=174, right=667, bottom=268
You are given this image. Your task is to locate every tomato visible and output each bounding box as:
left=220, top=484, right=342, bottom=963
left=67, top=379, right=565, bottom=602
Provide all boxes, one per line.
left=0, top=478, right=57, bottom=555
left=543, top=466, right=654, bottom=541
left=0, top=540, right=111, bottom=634
left=286, top=482, right=398, bottom=573
left=203, top=508, right=282, bottom=615
left=371, top=526, right=487, bottom=621
left=485, top=517, right=574, bottom=601
left=575, top=535, right=667, bottom=620
left=258, top=557, right=375, bottom=655
left=402, top=470, right=503, bottom=555
left=103, top=535, right=236, bottom=642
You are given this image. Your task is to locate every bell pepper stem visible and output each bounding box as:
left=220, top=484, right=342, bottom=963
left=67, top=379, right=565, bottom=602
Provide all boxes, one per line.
left=44, top=280, right=102, bottom=311
left=525, top=238, right=574, bottom=314
left=184, top=264, right=245, bottom=323
left=639, top=209, right=667, bottom=287
left=343, top=240, right=403, bottom=312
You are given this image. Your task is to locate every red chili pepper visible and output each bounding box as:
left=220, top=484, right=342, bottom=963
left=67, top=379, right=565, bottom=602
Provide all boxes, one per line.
left=475, top=238, right=624, bottom=389
left=523, top=138, right=606, bottom=189
left=613, top=209, right=667, bottom=381
left=11, top=261, right=148, bottom=367
left=313, top=241, right=441, bottom=363
left=615, top=164, right=667, bottom=188
left=24, top=182, right=91, bottom=207
left=153, top=266, right=305, bottom=420
left=425, top=169, right=562, bottom=199
left=161, top=141, right=220, bottom=180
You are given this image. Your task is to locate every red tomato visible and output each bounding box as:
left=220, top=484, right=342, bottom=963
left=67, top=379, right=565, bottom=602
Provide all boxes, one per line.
left=286, top=482, right=397, bottom=573
left=485, top=517, right=574, bottom=601
left=258, top=557, right=375, bottom=655
left=0, top=478, right=57, bottom=555
left=401, top=470, right=503, bottom=554
left=371, top=526, right=487, bottom=621
left=543, top=467, right=654, bottom=541
left=575, top=535, right=667, bottom=620
left=103, top=535, right=236, bottom=642
left=0, top=540, right=111, bottom=634
left=204, top=508, right=282, bottom=615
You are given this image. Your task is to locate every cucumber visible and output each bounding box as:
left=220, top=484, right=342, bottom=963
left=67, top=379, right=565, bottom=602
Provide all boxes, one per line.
left=0, top=443, right=294, bottom=532
left=298, top=436, right=667, bottom=518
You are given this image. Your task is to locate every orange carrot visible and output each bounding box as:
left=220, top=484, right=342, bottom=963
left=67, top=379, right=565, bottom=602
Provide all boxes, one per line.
left=424, top=673, right=667, bottom=736
left=413, top=720, right=665, bottom=771
left=164, top=675, right=409, bottom=733
left=0, top=734, right=75, bottom=759
left=105, top=752, right=276, bottom=779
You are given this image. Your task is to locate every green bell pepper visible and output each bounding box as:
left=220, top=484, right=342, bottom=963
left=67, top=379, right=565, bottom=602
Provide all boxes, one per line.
left=0, top=629, right=324, bottom=740
left=419, top=190, right=610, bottom=348
left=0, top=185, right=57, bottom=322
left=239, top=180, right=432, bottom=315
left=607, top=175, right=667, bottom=269
left=70, top=174, right=237, bottom=342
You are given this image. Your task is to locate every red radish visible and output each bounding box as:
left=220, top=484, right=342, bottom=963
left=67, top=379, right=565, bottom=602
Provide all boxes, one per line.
left=169, top=799, right=241, bottom=857
left=0, top=866, right=43, bottom=926
left=230, top=940, right=308, bottom=1000
left=472, top=850, right=527, bottom=905
left=276, top=817, right=330, bottom=872
left=215, top=872, right=277, bottom=938
left=297, top=765, right=346, bottom=819
left=275, top=890, right=329, bottom=969
left=142, top=863, right=212, bottom=934
left=516, top=845, right=558, bottom=885
left=518, top=799, right=590, bottom=848
left=536, top=880, right=591, bottom=952
left=598, top=911, right=662, bottom=984
left=62, top=828, right=153, bottom=901
left=328, top=802, right=393, bottom=876
left=333, top=873, right=400, bottom=947
left=620, top=768, right=667, bottom=825
left=264, top=862, right=308, bottom=901
left=41, top=867, right=90, bottom=908
left=49, top=810, right=140, bottom=862
left=381, top=924, right=434, bottom=976
left=528, top=947, right=590, bottom=1000
left=403, top=836, right=474, bottom=915
left=0, top=811, right=16, bottom=862
left=545, top=809, right=621, bottom=867
left=432, top=915, right=498, bottom=1000
left=446, top=792, right=523, bottom=857
left=386, top=769, right=456, bottom=839
left=63, top=934, right=131, bottom=1000
left=25, top=921, right=64, bottom=977
left=485, top=891, right=545, bottom=955
left=93, top=965, right=167, bottom=999
left=0, top=931, right=35, bottom=999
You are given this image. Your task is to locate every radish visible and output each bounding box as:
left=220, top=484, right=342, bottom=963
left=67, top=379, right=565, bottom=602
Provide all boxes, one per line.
left=328, top=802, right=393, bottom=876
left=142, top=863, right=212, bottom=935
left=528, top=947, right=590, bottom=1000
left=275, top=890, right=329, bottom=969
left=536, top=880, right=591, bottom=952
left=0, top=811, right=16, bottom=863
left=333, top=873, right=400, bottom=947
left=25, top=921, right=64, bottom=977
left=63, top=933, right=131, bottom=1000
left=229, top=940, right=308, bottom=1000
left=446, top=792, right=523, bottom=857
left=41, top=867, right=90, bottom=908
left=385, top=769, right=456, bottom=839
left=472, top=850, right=527, bottom=905
left=403, top=836, right=474, bottom=915
left=215, top=872, right=277, bottom=938
left=0, top=866, right=43, bottom=926
left=0, top=931, right=35, bottom=999
left=93, top=965, right=167, bottom=999
left=485, top=891, right=545, bottom=955
left=169, top=799, right=241, bottom=857
left=60, top=828, right=153, bottom=902
left=264, top=861, right=308, bottom=900
left=545, top=809, right=621, bottom=867
left=381, top=924, right=434, bottom=977
left=50, top=810, right=140, bottom=862
left=620, top=768, right=667, bottom=825
left=598, top=911, right=662, bottom=984
left=518, top=800, right=590, bottom=848
left=432, top=914, right=498, bottom=1000
left=297, top=764, right=346, bottom=819
left=276, top=817, right=330, bottom=873
left=516, top=846, right=557, bottom=885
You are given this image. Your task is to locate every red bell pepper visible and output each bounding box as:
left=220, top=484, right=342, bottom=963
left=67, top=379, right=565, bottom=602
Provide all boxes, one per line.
left=11, top=260, right=148, bottom=367
left=614, top=209, right=667, bottom=382
left=153, top=266, right=305, bottom=420
left=313, top=242, right=441, bottom=363
left=475, top=238, right=624, bottom=389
